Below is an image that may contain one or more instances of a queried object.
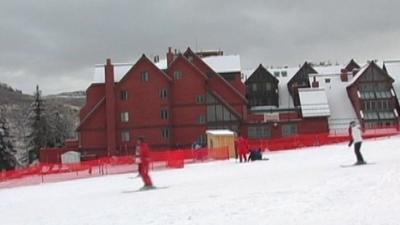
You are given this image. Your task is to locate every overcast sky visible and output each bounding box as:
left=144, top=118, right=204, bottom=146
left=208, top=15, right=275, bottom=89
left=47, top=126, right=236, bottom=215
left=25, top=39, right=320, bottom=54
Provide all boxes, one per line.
left=1, top=0, right=399, bottom=95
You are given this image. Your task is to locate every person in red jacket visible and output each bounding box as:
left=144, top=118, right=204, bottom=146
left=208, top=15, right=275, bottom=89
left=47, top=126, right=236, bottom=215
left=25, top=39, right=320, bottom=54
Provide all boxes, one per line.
left=237, top=135, right=249, bottom=163
left=136, top=137, right=153, bottom=189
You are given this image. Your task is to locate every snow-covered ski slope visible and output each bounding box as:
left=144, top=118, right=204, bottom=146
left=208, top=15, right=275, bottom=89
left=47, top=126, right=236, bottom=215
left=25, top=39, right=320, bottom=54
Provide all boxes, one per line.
left=2, top=136, right=400, bottom=225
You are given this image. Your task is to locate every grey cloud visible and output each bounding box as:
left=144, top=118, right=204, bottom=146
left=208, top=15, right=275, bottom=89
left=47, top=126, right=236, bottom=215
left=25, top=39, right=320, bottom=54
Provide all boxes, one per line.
left=0, top=0, right=399, bottom=94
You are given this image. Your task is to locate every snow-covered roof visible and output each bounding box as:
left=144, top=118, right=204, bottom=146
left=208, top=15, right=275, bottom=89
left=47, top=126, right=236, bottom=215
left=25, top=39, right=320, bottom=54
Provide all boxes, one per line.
left=206, top=129, right=235, bottom=136
left=268, top=67, right=300, bottom=109
left=202, top=55, right=241, bottom=73
left=310, top=71, right=358, bottom=133
left=347, top=64, right=370, bottom=87
left=313, top=65, right=344, bottom=75
left=94, top=63, right=131, bottom=83
left=384, top=60, right=400, bottom=99
left=92, top=55, right=240, bottom=83
left=241, top=68, right=256, bottom=82
left=298, top=88, right=330, bottom=117
left=244, top=64, right=360, bottom=120
left=93, top=58, right=169, bottom=83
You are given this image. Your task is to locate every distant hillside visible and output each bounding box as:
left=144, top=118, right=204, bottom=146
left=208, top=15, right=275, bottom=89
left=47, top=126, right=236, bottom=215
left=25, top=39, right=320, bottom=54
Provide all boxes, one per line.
left=0, top=83, right=32, bottom=105
left=0, top=82, right=85, bottom=167
left=44, top=90, right=86, bottom=109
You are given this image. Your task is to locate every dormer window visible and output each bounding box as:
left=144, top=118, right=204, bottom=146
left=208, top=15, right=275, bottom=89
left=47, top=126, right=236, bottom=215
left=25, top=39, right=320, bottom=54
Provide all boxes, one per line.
left=174, top=71, right=183, bottom=80
left=141, top=71, right=150, bottom=81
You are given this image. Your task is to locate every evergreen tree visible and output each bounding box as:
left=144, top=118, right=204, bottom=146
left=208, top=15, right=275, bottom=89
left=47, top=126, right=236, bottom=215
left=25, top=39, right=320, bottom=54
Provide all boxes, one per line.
left=48, top=111, right=69, bottom=147
left=27, top=85, right=48, bottom=163
left=0, top=109, right=16, bottom=171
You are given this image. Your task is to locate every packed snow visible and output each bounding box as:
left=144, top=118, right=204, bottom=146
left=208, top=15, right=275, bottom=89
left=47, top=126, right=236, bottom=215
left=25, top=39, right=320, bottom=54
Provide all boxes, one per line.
left=1, top=136, right=400, bottom=225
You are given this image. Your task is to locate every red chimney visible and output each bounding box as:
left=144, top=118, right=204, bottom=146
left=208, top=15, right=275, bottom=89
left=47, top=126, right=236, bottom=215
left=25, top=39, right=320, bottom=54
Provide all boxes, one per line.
left=167, top=47, right=174, bottom=68
left=105, top=58, right=117, bottom=156
left=340, top=69, right=348, bottom=82
left=312, top=76, right=319, bottom=88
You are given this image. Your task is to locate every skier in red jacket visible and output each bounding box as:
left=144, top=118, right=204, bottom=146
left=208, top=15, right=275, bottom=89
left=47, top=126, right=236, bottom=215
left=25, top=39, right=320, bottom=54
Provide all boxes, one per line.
left=237, top=136, right=249, bottom=163
left=136, top=137, right=153, bottom=189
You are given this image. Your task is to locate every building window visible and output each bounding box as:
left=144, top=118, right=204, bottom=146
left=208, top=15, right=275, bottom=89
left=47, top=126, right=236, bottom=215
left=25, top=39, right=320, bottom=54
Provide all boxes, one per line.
left=282, top=123, right=298, bottom=137
left=141, top=71, right=150, bottom=81
left=161, top=109, right=169, bottom=120
left=266, top=83, right=272, bottom=91
left=206, top=104, right=238, bottom=122
left=325, top=78, right=331, bottom=83
left=364, top=101, right=370, bottom=111
left=281, top=71, right=287, bottom=77
left=162, top=128, right=170, bottom=139
left=382, top=100, right=389, bottom=110
left=274, top=71, right=280, bottom=77
left=160, top=88, right=169, bottom=99
left=248, top=126, right=271, bottom=139
left=174, top=71, right=183, bottom=80
left=360, top=91, right=376, bottom=99
left=121, top=112, right=129, bottom=122
left=378, top=111, right=395, bottom=119
left=364, top=112, right=379, bottom=120
left=196, top=95, right=206, bottom=104
left=120, top=90, right=129, bottom=100
left=251, top=83, right=257, bottom=91
left=198, top=115, right=206, bottom=124
left=121, top=130, right=130, bottom=142
left=375, top=90, right=392, bottom=99
left=215, top=105, right=223, bottom=121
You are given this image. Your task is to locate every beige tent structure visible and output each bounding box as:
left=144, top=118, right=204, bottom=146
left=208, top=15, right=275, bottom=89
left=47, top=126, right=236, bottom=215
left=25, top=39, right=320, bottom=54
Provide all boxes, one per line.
left=206, top=129, right=236, bottom=158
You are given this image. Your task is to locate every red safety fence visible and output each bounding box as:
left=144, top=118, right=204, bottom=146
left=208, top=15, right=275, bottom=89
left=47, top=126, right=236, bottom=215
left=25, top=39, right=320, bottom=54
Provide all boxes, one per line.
left=1, top=127, right=399, bottom=188
left=248, top=127, right=400, bottom=151
left=0, top=146, right=230, bottom=188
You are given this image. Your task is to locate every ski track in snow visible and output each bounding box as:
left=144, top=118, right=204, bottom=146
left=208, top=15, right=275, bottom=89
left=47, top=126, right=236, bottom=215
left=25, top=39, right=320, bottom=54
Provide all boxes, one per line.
left=1, top=136, right=400, bottom=225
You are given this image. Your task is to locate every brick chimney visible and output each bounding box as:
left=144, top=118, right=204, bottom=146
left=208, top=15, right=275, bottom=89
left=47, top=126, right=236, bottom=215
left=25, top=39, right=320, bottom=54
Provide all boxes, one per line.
left=105, top=58, right=117, bottom=156
left=167, top=47, right=175, bottom=68
left=312, top=76, right=319, bottom=88
left=340, top=69, right=348, bottom=82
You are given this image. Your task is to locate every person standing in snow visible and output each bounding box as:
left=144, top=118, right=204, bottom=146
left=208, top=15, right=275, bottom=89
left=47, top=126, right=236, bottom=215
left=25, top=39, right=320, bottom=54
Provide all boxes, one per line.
left=136, top=137, right=154, bottom=189
left=348, top=121, right=366, bottom=165
left=237, top=135, right=249, bottom=163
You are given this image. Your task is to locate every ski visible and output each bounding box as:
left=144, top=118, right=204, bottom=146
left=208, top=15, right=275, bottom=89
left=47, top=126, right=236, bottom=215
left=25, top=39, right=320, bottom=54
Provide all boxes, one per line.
left=122, top=186, right=169, bottom=194
left=340, top=162, right=376, bottom=168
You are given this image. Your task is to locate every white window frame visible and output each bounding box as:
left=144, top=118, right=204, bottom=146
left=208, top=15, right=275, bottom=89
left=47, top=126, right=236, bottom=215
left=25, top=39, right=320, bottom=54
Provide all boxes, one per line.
left=141, top=71, right=150, bottom=81
left=121, top=112, right=129, bottom=122
left=121, top=130, right=130, bottom=142
left=174, top=71, right=183, bottom=80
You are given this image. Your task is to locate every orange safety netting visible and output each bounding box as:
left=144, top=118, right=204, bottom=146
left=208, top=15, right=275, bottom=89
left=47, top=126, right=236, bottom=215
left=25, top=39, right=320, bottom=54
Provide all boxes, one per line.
left=248, top=128, right=399, bottom=151
left=1, top=127, right=398, bottom=188
left=0, top=146, right=230, bottom=188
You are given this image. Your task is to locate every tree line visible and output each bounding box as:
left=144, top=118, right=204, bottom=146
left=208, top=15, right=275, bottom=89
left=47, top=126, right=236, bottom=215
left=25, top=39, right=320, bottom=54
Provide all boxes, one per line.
left=0, top=85, right=70, bottom=170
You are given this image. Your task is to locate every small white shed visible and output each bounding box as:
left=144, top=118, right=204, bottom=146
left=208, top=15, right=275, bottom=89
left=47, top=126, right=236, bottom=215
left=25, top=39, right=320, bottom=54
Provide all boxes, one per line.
left=61, top=151, right=81, bottom=164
